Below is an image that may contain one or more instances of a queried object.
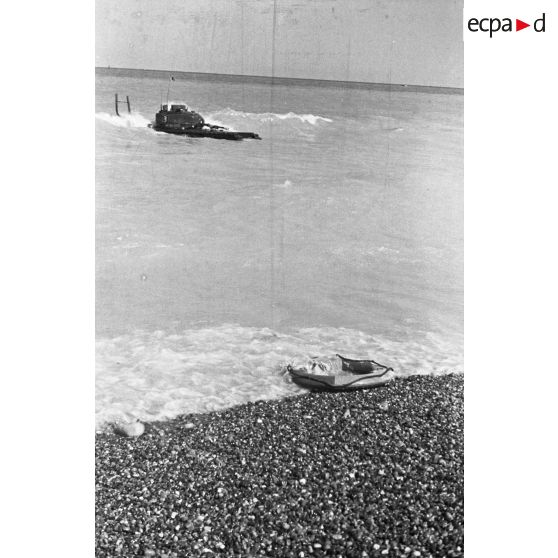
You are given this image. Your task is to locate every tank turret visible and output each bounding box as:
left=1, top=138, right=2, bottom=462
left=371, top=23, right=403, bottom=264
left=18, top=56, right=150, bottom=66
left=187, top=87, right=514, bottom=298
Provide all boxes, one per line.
left=155, top=104, right=205, bottom=131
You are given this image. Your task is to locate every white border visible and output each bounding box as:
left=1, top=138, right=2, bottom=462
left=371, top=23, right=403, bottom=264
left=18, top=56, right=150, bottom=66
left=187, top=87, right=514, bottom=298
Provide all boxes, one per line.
left=1, top=2, right=94, bottom=556
left=465, top=2, right=557, bottom=556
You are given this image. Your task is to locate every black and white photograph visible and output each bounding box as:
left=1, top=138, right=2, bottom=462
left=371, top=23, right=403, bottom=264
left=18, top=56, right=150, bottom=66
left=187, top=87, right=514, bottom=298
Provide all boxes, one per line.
left=95, top=1, right=464, bottom=557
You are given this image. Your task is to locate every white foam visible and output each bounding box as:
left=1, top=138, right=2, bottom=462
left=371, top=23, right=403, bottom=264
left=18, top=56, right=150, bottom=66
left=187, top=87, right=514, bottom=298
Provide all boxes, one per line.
left=275, top=112, right=333, bottom=125
left=207, top=108, right=333, bottom=125
left=96, top=325, right=462, bottom=430
left=95, top=111, right=151, bottom=128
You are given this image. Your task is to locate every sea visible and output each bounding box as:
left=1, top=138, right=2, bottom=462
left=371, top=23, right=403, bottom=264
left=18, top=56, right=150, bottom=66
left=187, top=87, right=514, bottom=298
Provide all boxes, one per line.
left=95, top=69, right=463, bottom=429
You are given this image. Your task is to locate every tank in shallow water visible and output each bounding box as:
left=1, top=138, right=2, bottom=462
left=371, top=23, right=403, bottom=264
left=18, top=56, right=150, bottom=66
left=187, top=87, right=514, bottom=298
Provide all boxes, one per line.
left=151, top=103, right=261, bottom=140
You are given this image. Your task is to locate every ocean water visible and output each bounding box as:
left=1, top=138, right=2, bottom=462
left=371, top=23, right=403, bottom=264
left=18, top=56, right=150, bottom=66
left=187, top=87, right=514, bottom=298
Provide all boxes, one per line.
left=96, top=70, right=463, bottom=429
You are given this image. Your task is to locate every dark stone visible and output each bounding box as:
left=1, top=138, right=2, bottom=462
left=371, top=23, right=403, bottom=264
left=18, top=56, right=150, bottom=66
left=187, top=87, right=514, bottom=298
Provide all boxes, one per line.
left=96, top=375, right=463, bottom=558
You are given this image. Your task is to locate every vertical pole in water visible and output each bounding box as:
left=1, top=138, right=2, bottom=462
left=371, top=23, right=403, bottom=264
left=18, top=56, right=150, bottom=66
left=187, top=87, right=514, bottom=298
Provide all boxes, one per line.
left=115, top=93, right=120, bottom=117
left=126, top=96, right=131, bottom=113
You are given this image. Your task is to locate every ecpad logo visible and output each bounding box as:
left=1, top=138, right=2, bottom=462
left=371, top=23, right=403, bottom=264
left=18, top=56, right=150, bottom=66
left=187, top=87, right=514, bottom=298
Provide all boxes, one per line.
left=468, top=13, right=546, bottom=37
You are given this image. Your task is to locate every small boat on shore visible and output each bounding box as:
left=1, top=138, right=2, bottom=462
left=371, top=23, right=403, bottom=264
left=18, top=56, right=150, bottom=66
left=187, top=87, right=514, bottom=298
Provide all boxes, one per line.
left=150, top=103, right=261, bottom=140
left=287, top=355, right=393, bottom=391
left=288, top=368, right=392, bottom=391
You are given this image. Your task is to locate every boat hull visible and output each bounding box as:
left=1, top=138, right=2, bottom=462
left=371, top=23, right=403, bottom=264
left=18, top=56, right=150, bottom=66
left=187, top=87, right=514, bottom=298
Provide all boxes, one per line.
left=289, top=368, right=392, bottom=391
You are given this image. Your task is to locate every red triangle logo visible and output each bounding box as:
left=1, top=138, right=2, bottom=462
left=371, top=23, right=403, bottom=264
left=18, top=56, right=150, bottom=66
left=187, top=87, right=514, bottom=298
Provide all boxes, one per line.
left=516, top=19, right=530, bottom=31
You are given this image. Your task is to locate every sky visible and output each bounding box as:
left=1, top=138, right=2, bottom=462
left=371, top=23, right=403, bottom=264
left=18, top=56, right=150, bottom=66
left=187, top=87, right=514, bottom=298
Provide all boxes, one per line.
left=96, top=0, right=463, bottom=88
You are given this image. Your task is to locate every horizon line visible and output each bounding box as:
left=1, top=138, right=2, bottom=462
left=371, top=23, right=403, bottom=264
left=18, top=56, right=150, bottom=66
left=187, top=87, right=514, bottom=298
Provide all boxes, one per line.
left=95, top=66, right=464, bottom=94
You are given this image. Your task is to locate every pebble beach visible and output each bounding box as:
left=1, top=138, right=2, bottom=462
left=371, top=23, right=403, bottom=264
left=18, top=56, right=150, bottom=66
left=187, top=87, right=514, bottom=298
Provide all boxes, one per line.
left=95, top=374, right=463, bottom=558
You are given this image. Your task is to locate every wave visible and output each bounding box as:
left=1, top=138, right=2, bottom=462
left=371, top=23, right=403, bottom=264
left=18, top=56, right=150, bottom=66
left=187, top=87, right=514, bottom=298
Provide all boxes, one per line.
left=95, top=111, right=151, bottom=128
left=206, top=108, right=333, bottom=125
left=94, top=109, right=332, bottom=134
left=96, top=325, right=462, bottom=430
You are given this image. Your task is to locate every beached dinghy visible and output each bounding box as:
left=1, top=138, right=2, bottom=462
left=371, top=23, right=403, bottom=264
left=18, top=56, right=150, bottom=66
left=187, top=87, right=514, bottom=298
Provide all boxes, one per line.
left=287, top=355, right=393, bottom=391
left=150, top=103, right=261, bottom=140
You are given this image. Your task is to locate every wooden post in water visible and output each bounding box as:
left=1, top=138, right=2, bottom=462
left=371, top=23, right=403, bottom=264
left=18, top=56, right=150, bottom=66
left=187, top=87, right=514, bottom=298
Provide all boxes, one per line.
left=114, top=94, right=132, bottom=116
